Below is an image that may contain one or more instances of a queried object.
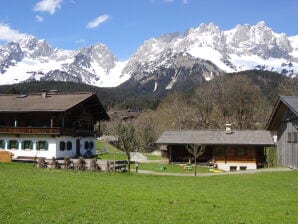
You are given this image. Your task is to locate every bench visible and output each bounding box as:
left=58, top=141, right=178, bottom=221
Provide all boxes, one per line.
left=109, top=160, right=127, bottom=172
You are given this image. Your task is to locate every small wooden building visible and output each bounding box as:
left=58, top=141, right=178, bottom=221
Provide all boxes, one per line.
left=0, top=91, right=109, bottom=160
left=156, top=129, right=274, bottom=171
left=266, top=96, right=298, bottom=169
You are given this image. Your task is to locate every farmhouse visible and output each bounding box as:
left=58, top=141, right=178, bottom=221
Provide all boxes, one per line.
left=156, top=127, right=274, bottom=171
left=0, top=90, right=109, bottom=160
left=266, top=96, right=298, bottom=169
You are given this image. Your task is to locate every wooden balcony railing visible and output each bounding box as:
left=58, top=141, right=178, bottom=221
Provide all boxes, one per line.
left=0, top=127, right=94, bottom=136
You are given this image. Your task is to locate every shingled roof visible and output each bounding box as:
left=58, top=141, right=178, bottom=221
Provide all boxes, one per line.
left=0, top=92, right=109, bottom=120
left=156, top=130, right=274, bottom=146
left=266, top=95, right=298, bottom=130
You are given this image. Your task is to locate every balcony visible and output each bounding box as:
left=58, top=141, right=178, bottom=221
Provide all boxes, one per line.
left=0, top=126, right=94, bottom=137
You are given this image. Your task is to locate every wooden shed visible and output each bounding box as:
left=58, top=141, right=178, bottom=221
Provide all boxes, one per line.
left=0, top=150, right=13, bottom=162
left=156, top=129, right=274, bottom=171
left=266, top=96, right=298, bottom=169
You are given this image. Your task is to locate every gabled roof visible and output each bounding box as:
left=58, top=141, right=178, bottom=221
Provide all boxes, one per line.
left=280, top=96, right=298, bottom=116
left=0, top=92, right=109, bottom=120
left=266, top=96, right=298, bottom=130
left=156, top=130, right=274, bottom=146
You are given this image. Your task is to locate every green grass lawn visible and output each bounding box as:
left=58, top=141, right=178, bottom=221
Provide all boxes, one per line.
left=96, top=140, right=127, bottom=160
left=0, top=162, right=297, bottom=224
left=98, top=152, right=127, bottom=160
left=145, top=154, right=164, bottom=160
left=96, top=140, right=119, bottom=152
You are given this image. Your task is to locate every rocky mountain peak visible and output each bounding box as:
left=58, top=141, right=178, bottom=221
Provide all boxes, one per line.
left=78, top=43, right=116, bottom=70
left=19, top=35, right=54, bottom=58
left=0, top=21, right=297, bottom=89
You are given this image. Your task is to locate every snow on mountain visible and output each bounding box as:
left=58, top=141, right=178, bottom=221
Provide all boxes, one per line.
left=0, top=21, right=297, bottom=88
left=124, top=21, right=298, bottom=87
left=0, top=36, right=128, bottom=87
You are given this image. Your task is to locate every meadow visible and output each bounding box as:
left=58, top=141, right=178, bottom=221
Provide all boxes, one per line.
left=0, top=162, right=297, bottom=224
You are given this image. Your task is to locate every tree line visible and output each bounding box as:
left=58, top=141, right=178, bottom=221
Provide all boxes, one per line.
left=104, top=72, right=298, bottom=153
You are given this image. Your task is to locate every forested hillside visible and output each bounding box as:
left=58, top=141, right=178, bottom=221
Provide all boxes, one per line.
left=130, top=72, right=297, bottom=151
left=0, top=70, right=295, bottom=110
left=0, top=70, right=297, bottom=151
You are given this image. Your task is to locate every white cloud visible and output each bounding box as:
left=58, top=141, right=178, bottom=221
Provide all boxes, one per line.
left=35, top=15, right=44, bottom=22
left=75, top=39, right=86, bottom=44
left=33, top=0, right=63, bottom=15
left=0, top=23, right=27, bottom=42
left=163, top=0, right=190, bottom=4
left=86, top=14, right=110, bottom=29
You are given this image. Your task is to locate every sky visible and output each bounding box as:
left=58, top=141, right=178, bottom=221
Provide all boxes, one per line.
left=0, top=0, right=298, bottom=60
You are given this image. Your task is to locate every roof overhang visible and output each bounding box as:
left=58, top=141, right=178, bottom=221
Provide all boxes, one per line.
left=265, top=96, right=298, bottom=131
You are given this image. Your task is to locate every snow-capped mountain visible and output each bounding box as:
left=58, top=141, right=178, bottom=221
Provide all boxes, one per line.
left=124, top=21, right=298, bottom=91
left=0, top=21, right=297, bottom=89
left=0, top=36, right=129, bottom=87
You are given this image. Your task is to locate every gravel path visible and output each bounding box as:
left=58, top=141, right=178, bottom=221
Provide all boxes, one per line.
left=136, top=167, right=293, bottom=177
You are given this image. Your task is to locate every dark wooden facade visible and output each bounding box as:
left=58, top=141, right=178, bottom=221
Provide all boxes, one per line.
left=156, top=130, right=274, bottom=170
left=0, top=92, right=109, bottom=137
left=266, top=96, right=298, bottom=169
left=165, top=144, right=265, bottom=166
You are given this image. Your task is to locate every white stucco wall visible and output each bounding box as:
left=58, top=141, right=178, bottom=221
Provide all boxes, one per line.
left=0, top=135, right=96, bottom=159
left=55, top=137, right=77, bottom=159
left=217, top=162, right=257, bottom=171
left=79, top=137, right=96, bottom=157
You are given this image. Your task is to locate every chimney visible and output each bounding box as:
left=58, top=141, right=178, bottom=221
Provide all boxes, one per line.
left=225, top=123, right=232, bottom=134
left=41, top=89, right=48, bottom=98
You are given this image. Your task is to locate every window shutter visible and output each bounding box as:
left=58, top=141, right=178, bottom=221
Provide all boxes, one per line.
left=21, top=141, right=24, bottom=150
left=60, top=141, right=65, bottom=151
left=90, top=141, right=94, bottom=149
left=45, top=142, right=49, bottom=150
left=67, top=141, right=72, bottom=151
left=85, top=141, right=89, bottom=149
left=287, top=133, right=292, bottom=143
left=30, top=141, right=33, bottom=150
left=8, top=141, right=11, bottom=150
left=36, top=141, right=40, bottom=150
left=0, top=140, right=4, bottom=149
left=293, top=133, right=298, bottom=143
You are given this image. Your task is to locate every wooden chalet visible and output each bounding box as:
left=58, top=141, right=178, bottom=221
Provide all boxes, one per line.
left=266, top=96, right=298, bottom=169
left=156, top=128, right=274, bottom=171
left=0, top=90, right=109, bottom=160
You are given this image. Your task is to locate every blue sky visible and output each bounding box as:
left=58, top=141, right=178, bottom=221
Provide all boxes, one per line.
left=0, top=0, right=297, bottom=59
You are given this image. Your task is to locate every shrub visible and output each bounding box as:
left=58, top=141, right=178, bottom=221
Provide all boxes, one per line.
left=75, top=157, right=86, bottom=171
left=51, top=157, right=61, bottom=169
left=37, top=157, right=47, bottom=168
left=89, top=157, right=99, bottom=172
left=64, top=157, right=73, bottom=169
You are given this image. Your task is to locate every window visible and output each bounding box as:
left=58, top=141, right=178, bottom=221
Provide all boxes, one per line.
left=287, top=133, right=292, bottom=143
left=66, top=141, right=72, bottom=151
left=36, top=141, right=48, bottom=151
left=0, top=140, right=5, bottom=149
left=8, top=140, right=18, bottom=150
left=89, top=141, right=94, bottom=150
left=230, top=166, right=237, bottom=171
left=60, top=141, right=66, bottom=151
left=22, top=140, right=33, bottom=150
left=240, top=166, right=247, bottom=171
left=84, top=141, right=90, bottom=150
left=293, top=133, right=297, bottom=143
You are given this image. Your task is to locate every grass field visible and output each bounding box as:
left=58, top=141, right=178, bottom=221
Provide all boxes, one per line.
left=0, top=163, right=297, bottom=224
